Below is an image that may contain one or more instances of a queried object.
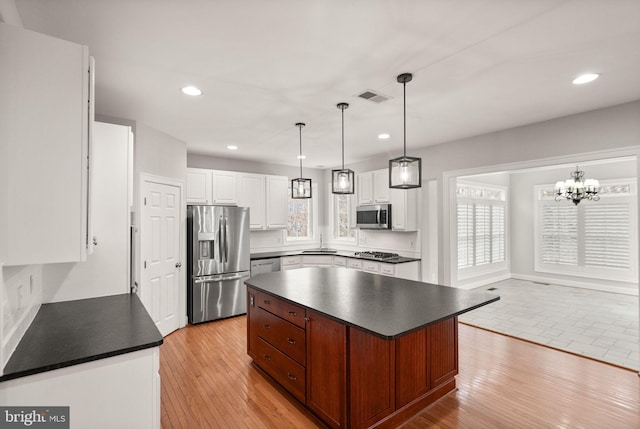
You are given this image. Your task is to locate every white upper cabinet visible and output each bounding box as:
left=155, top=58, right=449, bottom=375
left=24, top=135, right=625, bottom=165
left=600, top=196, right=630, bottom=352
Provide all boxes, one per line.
left=391, top=188, right=419, bottom=231
left=358, top=170, right=390, bottom=205
left=357, top=172, right=373, bottom=205
left=238, top=173, right=266, bottom=230
left=211, top=170, right=238, bottom=205
left=0, top=24, right=92, bottom=265
left=188, top=169, right=287, bottom=230
left=265, top=176, right=288, bottom=229
left=186, top=168, right=237, bottom=205
left=373, top=169, right=390, bottom=203
left=186, top=168, right=212, bottom=204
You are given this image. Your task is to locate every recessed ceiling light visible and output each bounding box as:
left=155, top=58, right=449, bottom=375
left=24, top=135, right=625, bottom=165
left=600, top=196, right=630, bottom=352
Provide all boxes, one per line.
left=297, top=155, right=306, bottom=160
left=181, top=86, right=202, bottom=96
left=572, top=73, right=600, bottom=85
left=226, top=145, right=238, bottom=150
left=378, top=133, right=390, bottom=140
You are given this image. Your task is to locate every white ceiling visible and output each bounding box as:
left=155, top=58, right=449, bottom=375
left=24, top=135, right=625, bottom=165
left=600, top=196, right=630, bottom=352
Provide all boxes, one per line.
left=15, top=0, right=640, bottom=168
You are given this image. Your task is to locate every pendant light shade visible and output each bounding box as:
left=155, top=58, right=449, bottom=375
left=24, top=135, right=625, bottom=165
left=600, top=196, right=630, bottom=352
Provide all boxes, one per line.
left=332, top=102, right=355, bottom=194
left=291, top=122, right=312, bottom=199
left=389, top=73, right=422, bottom=189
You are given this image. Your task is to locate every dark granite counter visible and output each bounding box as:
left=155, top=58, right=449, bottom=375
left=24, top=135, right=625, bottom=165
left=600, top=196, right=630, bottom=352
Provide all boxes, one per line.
left=1, top=293, right=163, bottom=382
left=245, top=267, right=499, bottom=339
left=250, top=250, right=420, bottom=264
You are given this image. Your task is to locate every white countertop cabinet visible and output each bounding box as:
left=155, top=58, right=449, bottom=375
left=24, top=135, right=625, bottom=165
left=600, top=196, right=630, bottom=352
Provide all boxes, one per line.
left=0, top=23, right=93, bottom=265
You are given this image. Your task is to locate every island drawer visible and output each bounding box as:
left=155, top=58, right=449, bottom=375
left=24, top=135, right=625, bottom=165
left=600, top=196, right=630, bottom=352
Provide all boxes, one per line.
left=255, top=337, right=306, bottom=403
left=254, top=306, right=306, bottom=365
left=256, top=290, right=306, bottom=329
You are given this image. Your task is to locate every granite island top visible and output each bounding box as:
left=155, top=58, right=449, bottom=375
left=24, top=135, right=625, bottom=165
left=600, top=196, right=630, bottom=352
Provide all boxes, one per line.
left=250, top=249, right=420, bottom=264
left=1, top=293, right=163, bottom=382
left=245, top=267, right=499, bottom=339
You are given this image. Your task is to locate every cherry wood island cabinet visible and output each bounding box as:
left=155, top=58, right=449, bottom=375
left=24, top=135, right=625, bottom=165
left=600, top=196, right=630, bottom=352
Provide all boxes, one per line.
left=246, top=268, right=498, bottom=429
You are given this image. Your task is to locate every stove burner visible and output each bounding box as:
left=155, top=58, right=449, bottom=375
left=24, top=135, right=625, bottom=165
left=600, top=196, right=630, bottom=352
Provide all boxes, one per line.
left=354, top=251, right=400, bottom=261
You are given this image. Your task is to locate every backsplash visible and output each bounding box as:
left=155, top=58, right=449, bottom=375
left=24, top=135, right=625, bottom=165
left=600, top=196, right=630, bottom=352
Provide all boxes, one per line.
left=1, top=264, right=42, bottom=374
left=250, top=228, right=421, bottom=258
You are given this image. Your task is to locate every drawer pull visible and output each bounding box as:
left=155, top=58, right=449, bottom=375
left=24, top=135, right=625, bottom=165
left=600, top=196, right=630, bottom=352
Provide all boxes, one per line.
left=263, top=300, right=271, bottom=305
left=287, top=338, right=296, bottom=345
left=263, top=324, right=270, bottom=329
left=263, top=354, right=271, bottom=361
left=288, top=311, right=297, bottom=316
left=287, top=373, right=297, bottom=381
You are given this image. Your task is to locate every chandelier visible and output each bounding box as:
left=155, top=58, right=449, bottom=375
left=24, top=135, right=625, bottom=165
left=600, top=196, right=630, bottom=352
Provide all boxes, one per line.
left=554, top=166, right=600, bottom=205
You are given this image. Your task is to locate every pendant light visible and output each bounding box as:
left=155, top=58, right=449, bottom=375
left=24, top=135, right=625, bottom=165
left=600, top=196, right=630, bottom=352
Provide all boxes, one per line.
left=389, top=73, right=422, bottom=189
left=332, top=102, right=355, bottom=194
left=291, top=122, right=312, bottom=199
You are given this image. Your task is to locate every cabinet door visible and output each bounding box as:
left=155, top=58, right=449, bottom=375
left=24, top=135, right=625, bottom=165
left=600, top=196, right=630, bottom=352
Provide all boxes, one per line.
left=373, top=169, right=390, bottom=203
left=186, top=168, right=212, bottom=204
left=211, top=170, right=238, bottom=205
left=391, top=188, right=418, bottom=231
left=357, top=172, right=373, bottom=205
left=306, top=310, right=347, bottom=429
left=238, top=174, right=265, bottom=229
left=266, top=176, right=288, bottom=229
left=1, top=24, right=91, bottom=265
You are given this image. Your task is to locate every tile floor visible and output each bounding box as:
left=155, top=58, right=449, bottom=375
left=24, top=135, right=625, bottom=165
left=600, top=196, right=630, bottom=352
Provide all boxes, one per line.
left=458, top=278, right=639, bottom=370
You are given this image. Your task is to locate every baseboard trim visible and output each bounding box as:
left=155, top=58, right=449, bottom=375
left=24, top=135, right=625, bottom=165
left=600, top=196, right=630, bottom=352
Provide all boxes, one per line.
left=511, top=273, right=638, bottom=296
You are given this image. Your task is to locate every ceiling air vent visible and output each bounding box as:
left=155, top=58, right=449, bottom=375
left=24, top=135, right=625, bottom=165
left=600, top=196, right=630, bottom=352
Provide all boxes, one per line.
left=357, top=90, right=391, bottom=104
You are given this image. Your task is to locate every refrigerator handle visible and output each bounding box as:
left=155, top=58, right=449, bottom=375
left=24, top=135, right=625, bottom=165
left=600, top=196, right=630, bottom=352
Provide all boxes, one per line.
left=224, top=216, right=229, bottom=263
left=217, top=214, right=223, bottom=263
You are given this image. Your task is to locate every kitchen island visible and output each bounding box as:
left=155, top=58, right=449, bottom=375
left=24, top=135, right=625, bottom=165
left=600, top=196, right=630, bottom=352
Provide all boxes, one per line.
left=246, top=268, right=499, bottom=429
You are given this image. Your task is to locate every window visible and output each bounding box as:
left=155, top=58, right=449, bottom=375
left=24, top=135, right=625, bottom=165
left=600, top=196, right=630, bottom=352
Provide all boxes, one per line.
left=534, top=179, right=637, bottom=282
left=286, top=185, right=317, bottom=241
left=456, top=183, right=507, bottom=274
left=333, top=193, right=356, bottom=241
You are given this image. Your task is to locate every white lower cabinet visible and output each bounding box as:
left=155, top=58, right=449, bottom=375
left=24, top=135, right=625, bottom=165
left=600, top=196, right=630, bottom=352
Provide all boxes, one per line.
left=281, top=255, right=302, bottom=270
left=333, top=257, right=347, bottom=268
left=347, top=259, right=363, bottom=271
left=0, top=348, right=160, bottom=429
left=301, top=255, right=333, bottom=267
left=362, top=260, right=380, bottom=274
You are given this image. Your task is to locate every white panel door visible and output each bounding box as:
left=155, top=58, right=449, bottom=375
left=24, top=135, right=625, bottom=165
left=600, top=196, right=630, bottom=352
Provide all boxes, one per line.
left=141, top=180, right=181, bottom=337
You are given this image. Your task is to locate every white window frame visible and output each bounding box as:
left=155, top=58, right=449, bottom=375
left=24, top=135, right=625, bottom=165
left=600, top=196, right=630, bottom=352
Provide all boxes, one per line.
left=533, top=178, right=638, bottom=282
left=286, top=183, right=319, bottom=244
left=455, top=181, right=508, bottom=281
left=330, top=189, right=357, bottom=242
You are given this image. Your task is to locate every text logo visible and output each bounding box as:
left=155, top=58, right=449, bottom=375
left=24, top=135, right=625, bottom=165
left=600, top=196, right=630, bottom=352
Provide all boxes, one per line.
left=0, top=407, right=69, bottom=429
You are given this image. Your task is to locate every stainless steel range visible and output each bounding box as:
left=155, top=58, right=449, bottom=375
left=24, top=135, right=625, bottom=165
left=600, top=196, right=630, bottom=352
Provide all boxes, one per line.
left=354, top=251, right=400, bottom=261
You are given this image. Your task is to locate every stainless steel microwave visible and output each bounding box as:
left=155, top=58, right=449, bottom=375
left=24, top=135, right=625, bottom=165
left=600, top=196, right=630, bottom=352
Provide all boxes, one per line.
left=356, top=204, right=392, bottom=229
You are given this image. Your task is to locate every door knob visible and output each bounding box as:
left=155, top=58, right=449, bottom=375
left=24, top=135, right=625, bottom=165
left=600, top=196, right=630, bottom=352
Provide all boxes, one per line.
left=175, top=262, right=182, bottom=268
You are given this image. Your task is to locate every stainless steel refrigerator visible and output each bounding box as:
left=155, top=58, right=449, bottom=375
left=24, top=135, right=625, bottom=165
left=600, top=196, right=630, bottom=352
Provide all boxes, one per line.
left=187, top=205, right=250, bottom=323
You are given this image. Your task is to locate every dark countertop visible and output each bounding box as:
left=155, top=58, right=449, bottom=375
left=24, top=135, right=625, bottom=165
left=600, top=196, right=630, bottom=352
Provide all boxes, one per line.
left=250, top=250, right=420, bottom=264
left=1, top=293, right=163, bottom=382
left=246, top=268, right=499, bottom=340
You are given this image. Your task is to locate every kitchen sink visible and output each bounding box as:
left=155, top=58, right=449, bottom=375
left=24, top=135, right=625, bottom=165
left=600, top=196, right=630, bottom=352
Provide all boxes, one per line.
left=301, top=249, right=338, bottom=254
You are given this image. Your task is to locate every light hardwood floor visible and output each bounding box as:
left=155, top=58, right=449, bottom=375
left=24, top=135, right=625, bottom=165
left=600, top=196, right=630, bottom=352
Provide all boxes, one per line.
left=160, top=316, right=640, bottom=428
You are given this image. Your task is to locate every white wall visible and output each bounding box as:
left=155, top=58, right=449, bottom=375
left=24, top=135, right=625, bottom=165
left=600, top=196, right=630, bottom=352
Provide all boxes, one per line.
left=347, top=101, right=640, bottom=285
left=509, top=159, right=637, bottom=294
left=134, top=121, right=187, bottom=328
left=41, top=122, right=132, bottom=303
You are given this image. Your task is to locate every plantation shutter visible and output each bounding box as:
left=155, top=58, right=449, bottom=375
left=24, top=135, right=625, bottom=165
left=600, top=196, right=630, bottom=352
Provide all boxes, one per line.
left=584, top=203, right=630, bottom=269
left=541, top=204, right=578, bottom=265
left=457, top=203, right=473, bottom=269
left=491, top=205, right=505, bottom=263
left=475, top=204, right=491, bottom=265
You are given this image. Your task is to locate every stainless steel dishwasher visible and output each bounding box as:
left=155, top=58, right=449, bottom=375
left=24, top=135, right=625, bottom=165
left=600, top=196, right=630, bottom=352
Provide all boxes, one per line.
left=250, top=257, right=281, bottom=276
